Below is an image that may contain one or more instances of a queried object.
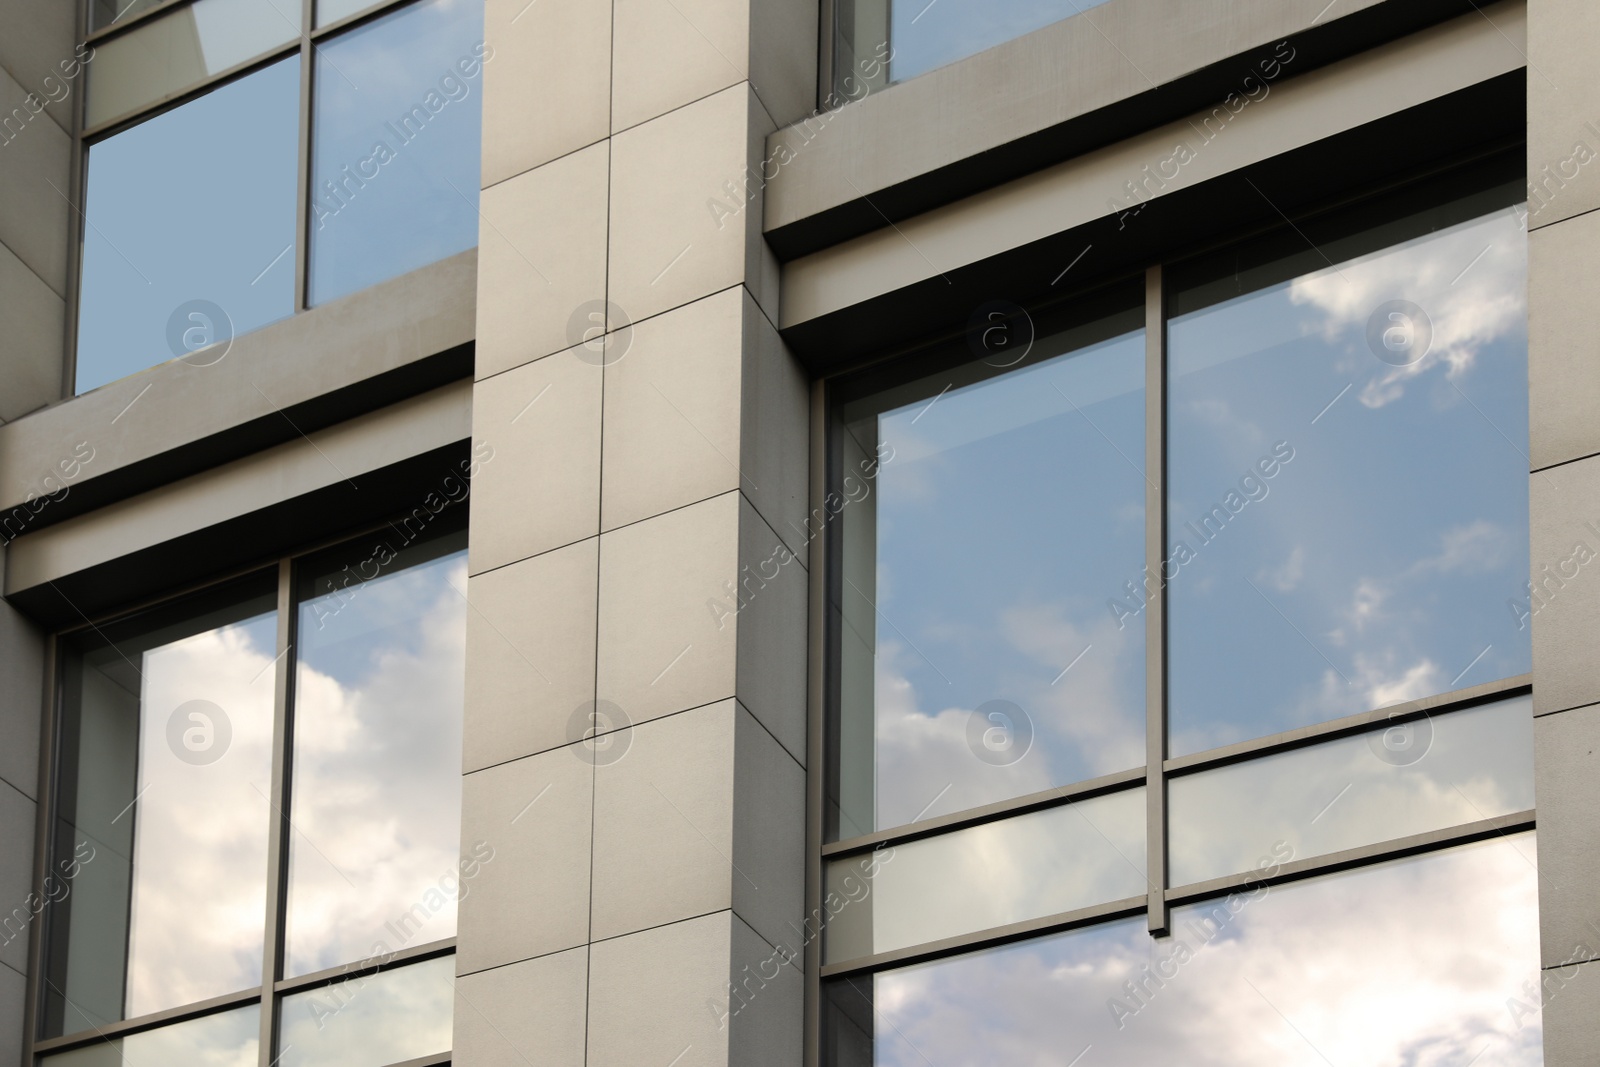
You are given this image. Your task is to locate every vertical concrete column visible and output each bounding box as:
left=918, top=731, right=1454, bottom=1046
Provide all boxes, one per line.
left=0, top=3, right=77, bottom=1059
left=0, top=0, right=76, bottom=419
left=1526, top=1, right=1600, bottom=1060
left=456, top=0, right=815, bottom=1060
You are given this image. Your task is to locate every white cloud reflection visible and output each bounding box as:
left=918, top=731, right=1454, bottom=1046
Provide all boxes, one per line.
left=1288, top=209, right=1527, bottom=410
left=867, top=835, right=1541, bottom=1067
left=127, top=616, right=277, bottom=1018
left=284, top=553, right=467, bottom=977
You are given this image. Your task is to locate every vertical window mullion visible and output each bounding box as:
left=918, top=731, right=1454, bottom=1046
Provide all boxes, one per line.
left=258, top=557, right=298, bottom=1067
left=1144, top=265, right=1170, bottom=937
left=293, top=0, right=315, bottom=311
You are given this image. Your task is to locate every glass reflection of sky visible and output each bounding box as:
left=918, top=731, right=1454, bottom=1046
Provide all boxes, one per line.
left=861, top=835, right=1540, bottom=1067
left=42, top=1004, right=259, bottom=1067
left=885, top=0, right=1116, bottom=84
left=825, top=786, right=1145, bottom=962
left=1169, top=695, right=1534, bottom=885
left=125, top=613, right=278, bottom=1018
left=308, top=0, right=483, bottom=305
left=278, top=957, right=454, bottom=1067
left=77, top=57, right=299, bottom=393
left=855, top=329, right=1145, bottom=833
left=1168, top=207, right=1530, bottom=755
left=285, top=549, right=467, bottom=976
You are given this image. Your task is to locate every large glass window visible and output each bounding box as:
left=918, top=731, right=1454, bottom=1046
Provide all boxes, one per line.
left=40, top=515, right=467, bottom=1067
left=75, top=0, right=485, bottom=394
left=822, top=170, right=1537, bottom=1065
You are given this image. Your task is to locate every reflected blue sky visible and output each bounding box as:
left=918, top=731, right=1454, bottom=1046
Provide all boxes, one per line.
left=285, top=545, right=467, bottom=976
left=1167, top=206, right=1530, bottom=754
left=77, top=56, right=299, bottom=393
left=843, top=328, right=1146, bottom=834
left=855, top=835, right=1540, bottom=1067
left=887, top=0, right=1115, bottom=83
left=308, top=0, right=483, bottom=305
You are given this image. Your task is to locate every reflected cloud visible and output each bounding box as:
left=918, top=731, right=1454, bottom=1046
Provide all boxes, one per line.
left=285, top=552, right=467, bottom=976
left=862, top=835, right=1540, bottom=1067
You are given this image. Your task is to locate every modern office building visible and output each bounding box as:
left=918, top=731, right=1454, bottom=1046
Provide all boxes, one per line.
left=0, top=0, right=1593, bottom=1063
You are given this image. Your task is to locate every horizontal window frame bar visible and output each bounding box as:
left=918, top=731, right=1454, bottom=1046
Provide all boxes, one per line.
left=80, top=0, right=423, bottom=140
left=50, top=509, right=452, bottom=639
left=1164, top=674, right=1532, bottom=777
left=30, top=943, right=459, bottom=1053
left=1164, top=809, right=1536, bottom=906
left=818, top=674, right=1529, bottom=866
left=34, top=984, right=263, bottom=1054
left=819, top=812, right=1535, bottom=981
left=307, top=0, right=419, bottom=41
left=818, top=895, right=1147, bottom=980
left=820, top=766, right=1145, bottom=860
left=81, top=40, right=301, bottom=142
left=388, top=1054, right=451, bottom=1067
left=84, top=0, right=197, bottom=45
left=274, top=937, right=456, bottom=994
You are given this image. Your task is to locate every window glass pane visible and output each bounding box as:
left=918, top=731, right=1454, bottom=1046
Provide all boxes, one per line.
left=86, top=0, right=300, bottom=128
left=77, top=55, right=299, bottom=394
left=316, top=0, right=380, bottom=27
left=40, top=1004, right=260, bottom=1067
left=284, top=525, right=467, bottom=976
left=46, top=577, right=277, bottom=1036
left=832, top=0, right=1114, bottom=97
left=1166, top=193, right=1529, bottom=754
left=308, top=0, right=485, bottom=305
left=1169, top=695, right=1534, bottom=886
left=834, top=305, right=1145, bottom=838
left=823, top=786, right=1145, bottom=963
left=826, top=835, right=1540, bottom=1066
left=90, top=0, right=166, bottom=33
left=278, top=956, right=454, bottom=1067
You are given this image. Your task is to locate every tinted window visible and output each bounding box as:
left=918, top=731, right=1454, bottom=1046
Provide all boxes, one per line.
left=307, top=0, right=485, bottom=305
left=77, top=56, right=299, bottom=393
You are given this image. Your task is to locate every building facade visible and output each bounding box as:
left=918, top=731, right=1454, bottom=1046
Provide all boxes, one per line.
left=0, top=0, right=1595, bottom=1064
